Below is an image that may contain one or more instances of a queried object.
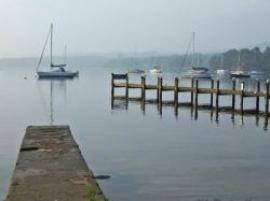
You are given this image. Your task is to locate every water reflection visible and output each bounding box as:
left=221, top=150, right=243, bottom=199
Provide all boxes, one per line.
left=37, top=79, right=68, bottom=125
left=111, top=98, right=128, bottom=111
left=111, top=97, right=269, bottom=131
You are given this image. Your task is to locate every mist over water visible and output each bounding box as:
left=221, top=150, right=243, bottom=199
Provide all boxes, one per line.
left=1, top=1, right=270, bottom=200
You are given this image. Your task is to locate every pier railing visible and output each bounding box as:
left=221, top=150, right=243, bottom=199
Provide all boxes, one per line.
left=111, top=73, right=270, bottom=116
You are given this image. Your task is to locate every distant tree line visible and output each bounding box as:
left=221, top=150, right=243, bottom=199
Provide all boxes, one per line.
left=104, top=53, right=212, bottom=72
left=1, top=47, right=269, bottom=73
left=209, top=47, right=270, bottom=72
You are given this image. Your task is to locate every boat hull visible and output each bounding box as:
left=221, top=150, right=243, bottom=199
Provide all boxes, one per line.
left=37, top=71, right=79, bottom=78
left=230, top=73, right=250, bottom=78
left=216, top=69, right=229, bottom=74
left=230, top=70, right=250, bottom=78
left=182, top=74, right=212, bottom=79
left=181, top=70, right=212, bottom=79
left=150, top=69, right=162, bottom=74
left=128, top=69, right=145, bottom=74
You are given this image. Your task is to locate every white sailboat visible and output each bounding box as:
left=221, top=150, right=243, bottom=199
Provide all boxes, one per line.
left=149, top=55, right=162, bottom=74
left=182, top=32, right=211, bottom=79
left=37, top=24, right=79, bottom=78
left=216, top=55, right=229, bottom=75
left=230, top=51, right=250, bottom=78
left=150, top=65, right=162, bottom=74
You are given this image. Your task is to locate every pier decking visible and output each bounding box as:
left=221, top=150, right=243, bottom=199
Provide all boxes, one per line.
left=4, top=125, right=106, bottom=201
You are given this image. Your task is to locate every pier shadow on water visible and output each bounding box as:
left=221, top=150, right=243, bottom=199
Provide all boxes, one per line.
left=111, top=97, right=269, bottom=131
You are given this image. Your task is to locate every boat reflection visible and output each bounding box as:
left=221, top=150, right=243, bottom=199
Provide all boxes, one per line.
left=37, top=79, right=68, bottom=125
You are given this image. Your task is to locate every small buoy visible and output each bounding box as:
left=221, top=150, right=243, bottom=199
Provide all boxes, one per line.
left=24, top=76, right=27, bottom=80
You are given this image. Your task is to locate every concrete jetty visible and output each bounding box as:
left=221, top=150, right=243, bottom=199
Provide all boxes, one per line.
left=4, top=125, right=107, bottom=201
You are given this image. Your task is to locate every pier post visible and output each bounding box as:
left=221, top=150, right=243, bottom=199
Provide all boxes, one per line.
left=141, top=76, right=146, bottom=102
left=256, top=80, right=260, bottom=113
left=240, top=81, right=245, bottom=115
left=210, top=79, right=214, bottom=108
left=232, top=79, right=236, bottom=111
left=215, top=80, right=220, bottom=112
left=158, top=77, right=163, bottom=114
left=159, top=77, right=163, bottom=105
left=195, top=80, right=199, bottom=108
left=191, top=78, right=194, bottom=106
left=157, top=77, right=160, bottom=103
left=111, top=73, right=115, bottom=98
left=174, top=77, right=179, bottom=108
left=125, top=74, right=129, bottom=100
left=265, top=80, right=269, bottom=116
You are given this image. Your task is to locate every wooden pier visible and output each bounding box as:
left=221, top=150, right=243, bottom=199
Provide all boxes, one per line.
left=111, top=73, right=270, bottom=117
left=4, top=126, right=107, bottom=201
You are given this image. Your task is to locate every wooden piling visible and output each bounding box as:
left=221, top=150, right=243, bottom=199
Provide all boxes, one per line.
left=111, top=73, right=115, bottom=98
left=141, top=76, right=146, bottom=102
left=158, top=77, right=163, bottom=115
left=215, top=80, right=220, bottom=112
left=125, top=74, right=129, bottom=100
left=240, top=81, right=245, bottom=115
left=232, top=79, right=236, bottom=111
left=191, top=79, right=194, bottom=106
left=210, top=79, right=214, bottom=108
left=195, top=80, right=199, bottom=108
left=174, top=77, right=179, bottom=108
left=158, top=77, right=163, bottom=105
left=256, top=80, right=260, bottom=113
left=265, top=80, right=269, bottom=115
left=157, top=77, right=160, bottom=102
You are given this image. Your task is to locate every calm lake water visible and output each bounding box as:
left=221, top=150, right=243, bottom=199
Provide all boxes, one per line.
left=0, top=65, right=270, bottom=201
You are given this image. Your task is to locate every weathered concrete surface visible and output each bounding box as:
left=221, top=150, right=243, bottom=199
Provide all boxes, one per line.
left=5, top=125, right=107, bottom=201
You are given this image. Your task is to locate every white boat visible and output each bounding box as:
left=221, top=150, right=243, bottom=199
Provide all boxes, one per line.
left=38, top=68, right=79, bottom=78
left=182, top=69, right=211, bottom=79
left=36, top=24, right=79, bottom=78
left=230, top=70, right=250, bottom=78
left=150, top=66, right=162, bottom=74
left=249, top=70, right=264, bottom=76
left=216, top=69, right=229, bottom=74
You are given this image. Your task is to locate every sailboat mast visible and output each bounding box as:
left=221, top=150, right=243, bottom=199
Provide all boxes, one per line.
left=238, top=50, right=241, bottom=67
left=64, top=45, right=67, bottom=64
left=192, top=32, right=195, bottom=67
left=50, top=24, right=53, bottom=68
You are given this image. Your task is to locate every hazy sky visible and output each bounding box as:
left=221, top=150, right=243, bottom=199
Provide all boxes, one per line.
left=0, top=0, right=270, bottom=57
